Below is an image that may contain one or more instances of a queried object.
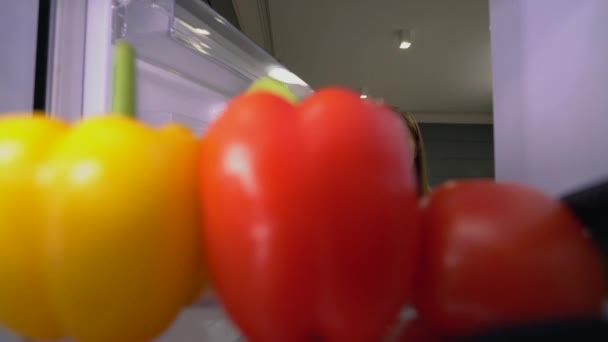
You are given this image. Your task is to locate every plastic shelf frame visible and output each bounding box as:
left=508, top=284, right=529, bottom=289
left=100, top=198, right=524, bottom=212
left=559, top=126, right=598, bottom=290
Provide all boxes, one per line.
left=111, top=0, right=312, bottom=99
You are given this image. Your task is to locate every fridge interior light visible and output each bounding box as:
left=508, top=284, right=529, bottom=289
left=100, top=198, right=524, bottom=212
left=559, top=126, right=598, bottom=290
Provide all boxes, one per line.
left=267, top=67, right=308, bottom=86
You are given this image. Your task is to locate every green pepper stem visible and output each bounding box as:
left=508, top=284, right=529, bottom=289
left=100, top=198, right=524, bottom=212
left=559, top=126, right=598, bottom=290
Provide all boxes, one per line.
left=246, top=77, right=299, bottom=104
left=112, top=40, right=136, bottom=117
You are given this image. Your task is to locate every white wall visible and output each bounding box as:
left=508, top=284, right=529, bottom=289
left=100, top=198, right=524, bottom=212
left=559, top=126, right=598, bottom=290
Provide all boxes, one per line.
left=0, top=0, right=39, bottom=114
left=490, top=0, right=608, bottom=196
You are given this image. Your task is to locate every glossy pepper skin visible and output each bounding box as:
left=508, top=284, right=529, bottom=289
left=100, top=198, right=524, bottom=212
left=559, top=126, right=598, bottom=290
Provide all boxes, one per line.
left=0, top=114, right=203, bottom=342
left=200, top=88, right=420, bottom=342
left=0, top=115, right=67, bottom=339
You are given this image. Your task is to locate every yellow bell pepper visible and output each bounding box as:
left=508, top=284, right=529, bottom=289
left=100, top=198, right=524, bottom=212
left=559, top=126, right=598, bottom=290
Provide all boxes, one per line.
left=0, top=114, right=203, bottom=342
left=0, top=115, right=67, bottom=339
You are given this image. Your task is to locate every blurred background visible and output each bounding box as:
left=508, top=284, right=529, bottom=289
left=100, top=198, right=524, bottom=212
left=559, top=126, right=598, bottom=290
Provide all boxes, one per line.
left=213, top=0, right=495, bottom=187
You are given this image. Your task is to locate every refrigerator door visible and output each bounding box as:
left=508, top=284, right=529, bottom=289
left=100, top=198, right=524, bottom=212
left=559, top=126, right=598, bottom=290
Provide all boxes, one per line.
left=48, top=0, right=312, bottom=131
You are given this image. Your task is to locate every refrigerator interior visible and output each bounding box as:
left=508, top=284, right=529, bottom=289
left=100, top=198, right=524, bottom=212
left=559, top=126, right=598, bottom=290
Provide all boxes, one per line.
left=51, top=0, right=312, bottom=127
left=109, top=0, right=310, bottom=131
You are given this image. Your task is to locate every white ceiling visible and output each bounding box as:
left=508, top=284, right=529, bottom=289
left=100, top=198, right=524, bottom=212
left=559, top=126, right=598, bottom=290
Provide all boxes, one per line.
left=265, top=0, right=493, bottom=120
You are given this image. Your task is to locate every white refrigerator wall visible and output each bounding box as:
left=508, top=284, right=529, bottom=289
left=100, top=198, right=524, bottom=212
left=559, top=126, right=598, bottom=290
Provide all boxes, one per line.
left=134, top=60, right=228, bottom=135
left=0, top=0, right=39, bottom=114
left=490, top=0, right=608, bottom=196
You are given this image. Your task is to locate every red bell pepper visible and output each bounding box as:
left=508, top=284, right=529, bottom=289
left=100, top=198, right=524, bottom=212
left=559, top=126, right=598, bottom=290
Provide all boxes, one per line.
left=200, top=88, right=420, bottom=341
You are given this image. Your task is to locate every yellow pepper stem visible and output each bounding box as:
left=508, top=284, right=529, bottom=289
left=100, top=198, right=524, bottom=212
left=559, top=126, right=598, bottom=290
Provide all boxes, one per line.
left=112, top=40, right=136, bottom=118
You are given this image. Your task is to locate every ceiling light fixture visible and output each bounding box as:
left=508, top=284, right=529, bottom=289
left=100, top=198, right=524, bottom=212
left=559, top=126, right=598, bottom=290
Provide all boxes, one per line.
left=398, top=29, right=412, bottom=50
left=359, top=87, right=369, bottom=99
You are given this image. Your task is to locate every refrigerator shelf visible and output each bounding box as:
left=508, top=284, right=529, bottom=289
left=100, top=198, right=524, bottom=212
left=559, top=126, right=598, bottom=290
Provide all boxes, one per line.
left=112, top=0, right=312, bottom=99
